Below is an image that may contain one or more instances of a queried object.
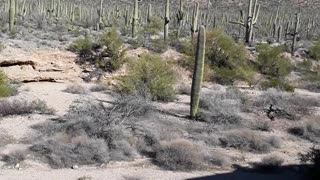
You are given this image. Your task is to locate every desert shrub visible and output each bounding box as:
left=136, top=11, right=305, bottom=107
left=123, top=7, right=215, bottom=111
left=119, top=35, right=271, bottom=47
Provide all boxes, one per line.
left=253, top=121, right=272, bottom=132
left=219, top=130, right=281, bottom=153
left=206, top=29, right=255, bottom=85
left=153, top=139, right=209, bottom=171
left=254, top=155, right=284, bottom=171
left=30, top=135, right=110, bottom=168
left=144, top=16, right=163, bottom=35
left=90, top=84, right=108, bottom=92
left=310, top=40, right=320, bottom=60
left=1, top=151, right=26, bottom=166
left=256, top=44, right=293, bottom=91
left=118, top=53, right=176, bottom=101
left=288, top=120, right=320, bottom=143
left=68, top=36, right=93, bottom=59
left=296, top=59, right=313, bottom=72
left=30, top=94, right=152, bottom=168
left=299, top=146, right=320, bottom=179
left=177, top=84, right=191, bottom=95
left=0, top=99, right=54, bottom=117
left=63, top=84, right=87, bottom=94
left=0, top=70, right=14, bottom=97
left=145, top=39, right=168, bottom=53
left=198, top=88, right=247, bottom=128
left=0, top=41, right=5, bottom=51
left=253, top=88, right=318, bottom=120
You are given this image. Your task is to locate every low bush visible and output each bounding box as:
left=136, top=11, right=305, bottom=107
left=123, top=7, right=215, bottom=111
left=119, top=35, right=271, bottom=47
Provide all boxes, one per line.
left=118, top=53, right=176, bottom=101
left=63, top=84, right=87, bottom=94
left=254, top=155, right=284, bottom=172
left=219, top=130, right=281, bottom=153
left=30, top=94, right=152, bottom=168
left=90, top=84, right=109, bottom=92
left=0, top=129, right=15, bottom=147
left=144, top=16, right=163, bottom=35
left=310, top=40, right=320, bottom=60
left=198, top=88, right=247, bottom=128
left=0, top=99, right=54, bottom=117
left=288, top=120, right=320, bottom=143
left=260, top=78, right=295, bottom=92
left=153, top=139, right=209, bottom=171
left=68, top=36, right=93, bottom=59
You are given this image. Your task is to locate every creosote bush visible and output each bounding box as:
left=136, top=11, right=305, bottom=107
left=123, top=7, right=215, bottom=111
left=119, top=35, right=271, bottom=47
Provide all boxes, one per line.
left=118, top=53, right=176, bottom=101
left=68, top=36, right=93, bottom=59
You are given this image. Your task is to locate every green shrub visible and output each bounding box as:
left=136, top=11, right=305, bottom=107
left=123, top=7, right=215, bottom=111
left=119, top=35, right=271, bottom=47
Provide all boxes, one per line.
left=206, top=29, right=255, bottom=85
left=68, top=37, right=93, bottom=58
left=310, top=40, right=320, bottom=60
left=144, top=16, right=163, bottom=35
left=118, top=53, right=176, bottom=101
left=261, top=78, right=295, bottom=92
left=257, top=44, right=292, bottom=77
left=98, top=28, right=126, bottom=71
left=0, top=71, right=13, bottom=97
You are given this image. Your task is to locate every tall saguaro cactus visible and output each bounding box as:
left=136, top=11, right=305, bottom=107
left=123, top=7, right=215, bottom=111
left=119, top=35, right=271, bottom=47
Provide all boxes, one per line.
left=164, top=0, right=170, bottom=42
left=291, top=12, right=300, bottom=56
left=132, top=0, right=138, bottom=38
left=9, top=0, right=16, bottom=32
left=190, top=25, right=206, bottom=119
left=96, top=0, right=104, bottom=31
left=229, top=0, right=260, bottom=44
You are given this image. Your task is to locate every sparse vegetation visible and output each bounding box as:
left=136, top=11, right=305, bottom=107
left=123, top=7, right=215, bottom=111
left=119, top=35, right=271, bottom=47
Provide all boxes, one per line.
left=90, top=84, right=109, bottom=92
left=1, top=151, right=26, bottom=166
left=0, top=99, right=54, bottom=117
left=299, top=146, right=320, bottom=179
left=118, top=54, right=176, bottom=101
left=254, top=155, right=284, bottom=171
left=63, top=84, right=87, bottom=94
left=288, top=120, right=320, bottom=143
left=219, top=130, right=281, bottom=153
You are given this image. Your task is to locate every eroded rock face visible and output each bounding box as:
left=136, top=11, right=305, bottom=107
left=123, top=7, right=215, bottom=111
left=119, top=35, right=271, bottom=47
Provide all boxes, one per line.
left=0, top=47, right=83, bottom=82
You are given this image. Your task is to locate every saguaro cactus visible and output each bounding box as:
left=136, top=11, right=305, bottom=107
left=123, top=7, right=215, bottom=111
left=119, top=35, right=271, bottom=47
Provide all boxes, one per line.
left=96, top=0, right=104, bottom=31
left=147, top=4, right=152, bottom=23
left=291, top=12, right=300, bottom=56
left=190, top=25, right=206, bottom=119
left=191, top=2, right=199, bottom=40
left=164, top=0, right=170, bottom=42
left=9, top=0, right=16, bottom=32
left=132, top=0, right=138, bottom=38
left=229, top=0, right=260, bottom=44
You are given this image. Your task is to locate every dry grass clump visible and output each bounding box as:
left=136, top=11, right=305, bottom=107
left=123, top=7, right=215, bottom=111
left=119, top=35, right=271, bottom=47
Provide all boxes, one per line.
left=253, top=155, right=284, bottom=172
left=30, top=94, right=152, bottom=168
left=153, top=139, right=210, bottom=171
left=90, top=84, right=109, bottom=92
left=0, top=99, right=54, bottom=117
left=253, top=88, right=319, bottom=120
left=288, top=120, right=320, bottom=143
left=199, top=88, right=247, bottom=128
left=63, top=84, right=87, bottom=94
left=219, top=130, right=281, bottom=153
left=1, top=151, right=26, bottom=166
left=0, top=129, right=15, bottom=147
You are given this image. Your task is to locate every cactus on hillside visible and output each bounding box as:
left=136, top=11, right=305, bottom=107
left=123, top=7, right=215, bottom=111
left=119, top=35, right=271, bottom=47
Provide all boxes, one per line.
left=291, top=12, right=300, bottom=56
left=190, top=25, right=206, bottom=119
left=9, top=0, right=15, bottom=32
left=191, top=2, right=199, bottom=40
left=147, top=4, right=152, bottom=23
left=176, top=0, right=184, bottom=38
left=164, top=0, right=170, bottom=42
left=132, top=0, right=138, bottom=38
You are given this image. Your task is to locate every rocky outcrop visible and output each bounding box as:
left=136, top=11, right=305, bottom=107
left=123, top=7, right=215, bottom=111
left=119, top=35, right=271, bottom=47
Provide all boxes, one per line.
left=0, top=47, right=83, bottom=82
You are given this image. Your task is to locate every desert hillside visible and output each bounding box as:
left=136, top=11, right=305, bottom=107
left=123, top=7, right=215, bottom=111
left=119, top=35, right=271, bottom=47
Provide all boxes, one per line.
left=0, top=0, right=320, bottom=180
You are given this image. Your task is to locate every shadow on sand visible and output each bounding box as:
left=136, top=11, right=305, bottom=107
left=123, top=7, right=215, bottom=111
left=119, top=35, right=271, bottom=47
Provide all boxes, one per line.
left=187, top=164, right=310, bottom=180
